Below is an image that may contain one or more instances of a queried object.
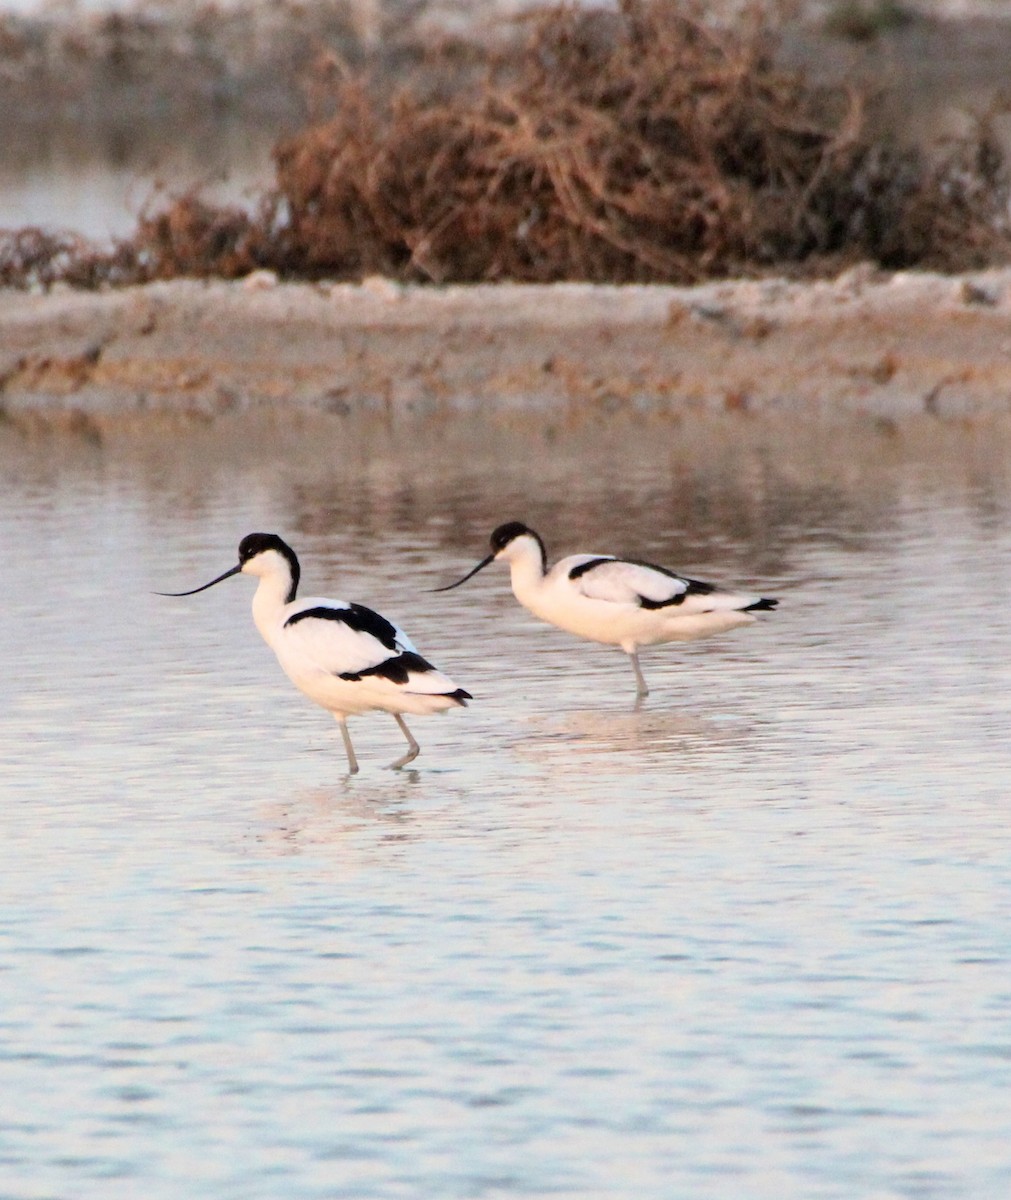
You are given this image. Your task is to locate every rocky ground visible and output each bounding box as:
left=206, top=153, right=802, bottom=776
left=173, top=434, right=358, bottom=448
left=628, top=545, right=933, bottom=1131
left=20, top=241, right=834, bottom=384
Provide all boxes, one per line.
left=2, top=268, right=1011, bottom=439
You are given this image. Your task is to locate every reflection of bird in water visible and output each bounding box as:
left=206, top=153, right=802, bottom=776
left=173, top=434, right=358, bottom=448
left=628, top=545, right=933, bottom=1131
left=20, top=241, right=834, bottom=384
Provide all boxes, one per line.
left=436, top=521, right=777, bottom=702
left=510, top=708, right=754, bottom=774
left=256, top=784, right=421, bottom=858
left=159, top=532, right=470, bottom=773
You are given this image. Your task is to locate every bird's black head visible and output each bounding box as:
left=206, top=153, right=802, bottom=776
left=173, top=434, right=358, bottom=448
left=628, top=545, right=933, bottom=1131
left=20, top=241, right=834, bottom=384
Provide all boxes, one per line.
left=490, top=521, right=546, bottom=572
left=432, top=521, right=546, bottom=593
left=490, top=521, right=535, bottom=553
left=158, top=532, right=301, bottom=601
left=239, top=532, right=293, bottom=564
left=238, top=532, right=301, bottom=601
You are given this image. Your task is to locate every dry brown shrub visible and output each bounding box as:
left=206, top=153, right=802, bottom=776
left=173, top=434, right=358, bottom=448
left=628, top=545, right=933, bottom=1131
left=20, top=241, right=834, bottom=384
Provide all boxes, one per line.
left=0, top=227, right=110, bottom=289
left=2, top=0, right=1009, bottom=287
left=125, top=193, right=268, bottom=281
left=262, top=0, right=1011, bottom=282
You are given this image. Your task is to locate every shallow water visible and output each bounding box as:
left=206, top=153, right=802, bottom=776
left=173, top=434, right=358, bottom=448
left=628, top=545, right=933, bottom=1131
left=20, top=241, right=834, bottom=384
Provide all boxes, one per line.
left=2, top=418, right=1011, bottom=1199
left=0, top=119, right=277, bottom=240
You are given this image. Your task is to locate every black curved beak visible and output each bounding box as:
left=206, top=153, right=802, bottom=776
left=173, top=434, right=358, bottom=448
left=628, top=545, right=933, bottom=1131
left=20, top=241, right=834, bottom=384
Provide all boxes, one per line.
left=431, top=553, right=495, bottom=592
left=155, top=563, right=242, bottom=596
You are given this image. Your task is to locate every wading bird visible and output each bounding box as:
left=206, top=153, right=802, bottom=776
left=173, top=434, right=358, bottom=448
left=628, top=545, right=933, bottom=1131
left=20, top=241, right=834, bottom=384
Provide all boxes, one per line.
left=436, top=521, right=777, bottom=701
left=160, top=533, right=470, bottom=773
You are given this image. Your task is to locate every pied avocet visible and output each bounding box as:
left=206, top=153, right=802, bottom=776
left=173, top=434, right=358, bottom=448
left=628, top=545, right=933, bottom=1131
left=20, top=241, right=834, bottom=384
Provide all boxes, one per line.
left=160, top=533, right=470, bottom=773
left=436, top=521, right=777, bottom=701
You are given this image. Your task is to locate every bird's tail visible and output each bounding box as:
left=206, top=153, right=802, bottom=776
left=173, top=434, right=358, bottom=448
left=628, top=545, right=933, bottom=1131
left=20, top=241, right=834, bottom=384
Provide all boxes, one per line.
left=743, top=597, right=778, bottom=612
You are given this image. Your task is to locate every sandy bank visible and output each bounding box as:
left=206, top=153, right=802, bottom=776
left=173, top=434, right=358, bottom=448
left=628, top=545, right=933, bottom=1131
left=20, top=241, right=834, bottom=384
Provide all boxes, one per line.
left=2, top=271, right=1011, bottom=435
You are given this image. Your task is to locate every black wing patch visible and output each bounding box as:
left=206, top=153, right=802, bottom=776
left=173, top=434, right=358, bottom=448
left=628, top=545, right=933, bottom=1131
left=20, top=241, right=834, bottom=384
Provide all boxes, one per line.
left=638, top=576, right=716, bottom=609
left=339, top=653, right=473, bottom=702
left=568, top=557, right=615, bottom=581
left=339, top=650, right=435, bottom=684
left=743, top=597, right=778, bottom=612
left=285, top=603, right=400, bottom=650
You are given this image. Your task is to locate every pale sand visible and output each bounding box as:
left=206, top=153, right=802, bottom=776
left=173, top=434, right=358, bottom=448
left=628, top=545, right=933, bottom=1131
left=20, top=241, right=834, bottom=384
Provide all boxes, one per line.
left=2, top=269, right=1011, bottom=437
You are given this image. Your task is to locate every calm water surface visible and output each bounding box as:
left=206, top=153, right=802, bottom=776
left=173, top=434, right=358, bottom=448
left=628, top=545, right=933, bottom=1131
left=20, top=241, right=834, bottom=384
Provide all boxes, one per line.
left=1, top=418, right=1010, bottom=1199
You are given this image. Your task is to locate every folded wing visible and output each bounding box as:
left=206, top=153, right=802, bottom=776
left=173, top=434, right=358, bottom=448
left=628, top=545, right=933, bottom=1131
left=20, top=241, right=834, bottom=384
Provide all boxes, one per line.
left=567, top=557, right=764, bottom=614
left=283, top=599, right=467, bottom=696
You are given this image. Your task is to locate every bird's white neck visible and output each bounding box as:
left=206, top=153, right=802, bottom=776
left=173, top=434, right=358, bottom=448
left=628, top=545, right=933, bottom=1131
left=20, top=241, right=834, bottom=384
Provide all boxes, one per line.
left=251, top=570, right=294, bottom=643
left=506, top=543, right=548, bottom=611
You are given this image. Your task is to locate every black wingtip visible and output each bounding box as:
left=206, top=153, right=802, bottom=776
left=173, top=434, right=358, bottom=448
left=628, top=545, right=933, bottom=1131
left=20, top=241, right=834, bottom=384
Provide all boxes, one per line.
left=447, top=689, right=473, bottom=706
left=744, top=597, right=778, bottom=612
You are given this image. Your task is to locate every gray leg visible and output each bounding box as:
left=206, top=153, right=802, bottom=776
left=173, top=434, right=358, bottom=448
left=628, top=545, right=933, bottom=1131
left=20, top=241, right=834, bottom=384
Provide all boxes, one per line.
left=630, top=649, right=649, bottom=700
left=390, top=713, right=420, bottom=769
left=337, top=717, right=359, bottom=774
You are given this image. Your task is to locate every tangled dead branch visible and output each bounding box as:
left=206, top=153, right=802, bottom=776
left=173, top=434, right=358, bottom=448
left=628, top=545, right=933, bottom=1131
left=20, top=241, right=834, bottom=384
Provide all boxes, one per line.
left=2, top=0, right=1009, bottom=288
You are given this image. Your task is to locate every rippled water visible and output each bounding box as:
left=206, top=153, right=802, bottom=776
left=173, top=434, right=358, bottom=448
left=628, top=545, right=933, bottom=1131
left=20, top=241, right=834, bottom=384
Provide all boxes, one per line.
left=2, top=416, right=1011, bottom=1199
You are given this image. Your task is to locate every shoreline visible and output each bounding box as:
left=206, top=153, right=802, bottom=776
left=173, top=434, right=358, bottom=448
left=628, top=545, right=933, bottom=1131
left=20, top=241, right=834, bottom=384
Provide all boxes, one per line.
left=2, top=271, right=1011, bottom=437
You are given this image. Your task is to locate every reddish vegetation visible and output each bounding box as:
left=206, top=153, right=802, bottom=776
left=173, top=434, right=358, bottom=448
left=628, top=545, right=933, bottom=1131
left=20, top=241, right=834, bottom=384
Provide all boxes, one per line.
left=2, top=0, right=1009, bottom=289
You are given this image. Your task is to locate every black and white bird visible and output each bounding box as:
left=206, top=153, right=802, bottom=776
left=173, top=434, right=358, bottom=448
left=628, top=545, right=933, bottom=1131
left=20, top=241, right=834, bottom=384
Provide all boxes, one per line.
left=160, top=533, right=470, bottom=773
left=436, top=521, right=777, bottom=701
